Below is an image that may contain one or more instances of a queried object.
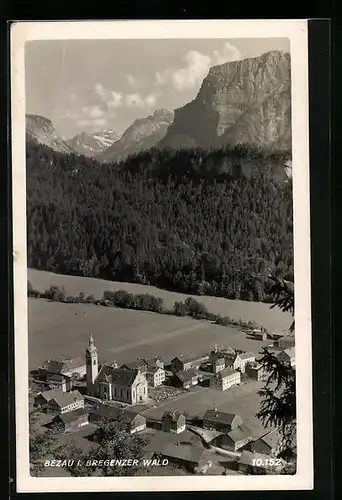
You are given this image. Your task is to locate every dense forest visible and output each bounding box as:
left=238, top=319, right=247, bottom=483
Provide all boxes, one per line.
left=26, top=143, right=293, bottom=302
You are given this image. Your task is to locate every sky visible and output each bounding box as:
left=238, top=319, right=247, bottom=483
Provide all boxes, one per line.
left=25, top=38, right=290, bottom=139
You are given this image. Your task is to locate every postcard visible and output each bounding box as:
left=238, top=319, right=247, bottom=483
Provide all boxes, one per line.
left=10, top=19, right=313, bottom=492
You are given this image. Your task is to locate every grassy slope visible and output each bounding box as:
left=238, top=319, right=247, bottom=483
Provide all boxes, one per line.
left=28, top=269, right=292, bottom=332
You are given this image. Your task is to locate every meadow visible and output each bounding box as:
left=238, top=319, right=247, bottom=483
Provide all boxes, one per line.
left=28, top=269, right=292, bottom=332
left=28, top=299, right=272, bottom=370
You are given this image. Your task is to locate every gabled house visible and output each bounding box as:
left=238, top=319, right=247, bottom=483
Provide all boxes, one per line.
left=145, top=366, right=165, bottom=387
left=120, top=360, right=148, bottom=373
left=156, top=443, right=212, bottom=473
left=203, top=410, right=243, bottom=433
left=47, top=373, right=72, bottom=392
left=277, top=348, right=295, bottom=367
left=211, top=357, right=225, bottom=374
left=245, top=362, right=267, bottom=381
left=43, top=357, right=86, bottom=379
left=34, top=389, right=63, bottom=409
left=210, top=367, right=241, bottom=391
left=174, top=369, right=200, bottom=389
left=171, top=355, right=209, bottom=373
left=47, top=390, right=84, bottom=414
left=161, top=411, right=186, bottom=434
left=214, top=423, right=253, bottom=452
left=52, top=408, right=89, bottom=433
left=143, top=356, right=164, bottom=369
left=226, top=352, right=256, bottom=373
left=251, top=430, right=279, bottom=456
left=94, top=365, right=148, bottom=404
left=274, top=335, right=295, bottom=350
left=89, top=405, right=147, bottom=434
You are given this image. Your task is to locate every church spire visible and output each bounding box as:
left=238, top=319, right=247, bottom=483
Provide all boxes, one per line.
left=89, top=333, right=94, bottom=346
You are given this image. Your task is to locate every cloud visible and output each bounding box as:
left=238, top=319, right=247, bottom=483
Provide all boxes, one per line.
left=76, top=119, right=91, bottom=128
left=126, top=74, right=144, bottom=89
left=81, top=105, right=106, bottom=119
left=93, top=118, right=107, bottom=127
left=95, top=83, right=158, bottom=109
left=154, top=41, right=242, bottom=91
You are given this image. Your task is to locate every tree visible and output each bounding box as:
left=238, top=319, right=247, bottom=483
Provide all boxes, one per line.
left=256, top=276, right=296, bottom=473
left=29, top=411, right=61, bottom=476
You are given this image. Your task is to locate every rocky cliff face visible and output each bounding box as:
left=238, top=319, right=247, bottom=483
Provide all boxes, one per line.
left=159, top=51, right=291, bottom=150
left=99, top=109, right=174, bottom=163
left=66, top=128, right=120, bottom=157
left=26, top=114, right=76, bottom=154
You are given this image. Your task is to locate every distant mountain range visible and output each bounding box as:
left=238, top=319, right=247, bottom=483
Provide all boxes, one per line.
left=26, top=50, right=291, bottom=161
left=66, top=128, right=120, bottom=157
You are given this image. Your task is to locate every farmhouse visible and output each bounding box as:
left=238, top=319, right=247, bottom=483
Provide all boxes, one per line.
left=174, top=369, right=200, bottom=389
left=156, top=443, right=212, bottom=473
left=93, top=365, right=148, bottom=404
left=145, top=366, right=165, bottom=387
left=203, top=410, right=243, bottom=433
left=34, top=388, right=63, bottom=409
left=52, top=408, right=89, bottom=433
left=161, top=411, right=186, bottom=434
left=143, top=356, right=164, bottom=369
left=253, top=331, right=267, bottom=341
left=237, top=450, right=270, bottom=474
left=211, top=357, right=225, bottom=374
left=120, top=411, right=147, bottom=434
left=274, top=335, right=295, bottom=350
left=47, top=373, right=72, bottom=392
left=89, top=405, right=147, bottom=434
left=47, top=390, right=84, bottom=414
left=277, top=348, right=295, bottom=367
left=42, top=357, right=86, bottom=379
left=251, top=430, right=279, bottom=456
left=226, top=352, right=256, bottom=373
left=120, top=360, right=148, bottom=373
left=214, top=423, right=253, bottom=452
left=171, top=355, right=209, bottom=372
left=88, top=403, right=122, bottom=423
left=210, top=367, right=241, bottom=391
left=245, top=362, right=267, bottom=381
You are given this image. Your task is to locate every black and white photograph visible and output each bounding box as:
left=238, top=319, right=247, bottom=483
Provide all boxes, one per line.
left=11, top=20, right=313, bottom=492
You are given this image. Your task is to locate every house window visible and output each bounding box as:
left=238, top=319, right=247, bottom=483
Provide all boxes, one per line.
left=93, top=360, right=96, bottom=365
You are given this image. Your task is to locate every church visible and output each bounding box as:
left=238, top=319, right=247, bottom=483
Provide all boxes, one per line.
left=85, top=334, right=148, bottom=405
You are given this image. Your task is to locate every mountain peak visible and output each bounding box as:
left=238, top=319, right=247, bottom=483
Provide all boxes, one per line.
left=66, top=128, right=120, bottom=157
left=26, top=113, right=75, bottom=154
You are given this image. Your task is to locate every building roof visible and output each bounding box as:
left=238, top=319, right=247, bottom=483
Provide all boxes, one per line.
left=238, top=450, right=269, bottom=466
left=257, top=430, right=279, bottom=449
left=172, top=355, right=208, bottom=365
left=213, top=357, right=225, bottom=365
left=49, top=373, right=70, bottom=382
left=120, top=360, right=147, bottom=371
left=203, top=409, right=241, bottom=426
left=227, top=424, right=252, bottom=443
left=50, top=390, right=84, bottom=408
left=37, top=389, right=62, bottom=402
left=54, top=408, right=88, bottom=424
left=146, top=365, right=163, bottom=375
left=174, top=369, right=198, bottom=383
left=216, top=367, right=239, bottom=379
left=158, top=443, right=211, bottom=465
left=46, top=357, right=85, bottom=375
left=90, top=403, right=122, bottom=419
left=246, top=362, right=263, bottom=370
left=96, top=365, right=141, bottom=386
left=282, top=347, right=295, bottom=357
left=143, top=356, right=163, bottom=364
left=237, top=352, right=255, bottom=360
left=162, top=411, right=185, bottom=423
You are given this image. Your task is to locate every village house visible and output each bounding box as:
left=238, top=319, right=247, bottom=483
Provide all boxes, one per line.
left=89, top=404, right=147, bottom=434
left=253, top=330, right=267, bottom=341
left=251, top=430, right=279, bottom=456
left=245, top=361, right=267, bottom=381
left=34, top=388, right=63, bottom=409
left=236, top=450, right=270, bottom=474
left=214, top=423, right=253, bottom=452
left=203, top=410, right=243, bottom=433
left=143, top=356, right=164, bottom=369
left=42, top=357, right=87, bottom=380
left=210, top=367, right=241, bottom=391
left=47, top=373, right=72, bottom=392
left=52, top=408, right=89, bottom=433
left=93, top=365, right=148, bottom=404
left=274, top=335, right=295, bottom=350
left=211, top=357, right=226, bottom=374
left=277, top=348, right=295, bottom=367
left=120, top=360, right=148, bottom=373
left=170, top=355, right=209, bottom=373
left=47, top=390, right=85, bottom=414
left=174, top=369, right=200, bottom=389
left=161, top=411, right=186, bottom=434
left=156, top=443, right=212, bottom=473
left=226, top=352, right=256, bottom=373
left=145, top=365, right=165, bottom=387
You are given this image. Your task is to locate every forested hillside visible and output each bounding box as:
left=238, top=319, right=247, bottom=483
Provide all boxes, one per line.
left=26, top=143, right=293, bottom=302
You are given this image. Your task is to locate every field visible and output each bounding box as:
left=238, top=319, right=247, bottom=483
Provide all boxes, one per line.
left=28, top=299, right=273, bottom=370
left=28, top=269, right=292, bottom=332
left=142, top=380, right=267, bottom=438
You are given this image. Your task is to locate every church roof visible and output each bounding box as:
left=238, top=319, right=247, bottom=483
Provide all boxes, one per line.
left=96, top=365, right=141, bottom=387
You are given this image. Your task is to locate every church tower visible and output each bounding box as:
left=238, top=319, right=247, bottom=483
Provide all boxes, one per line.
left=85, top=334, right=98, bottom=394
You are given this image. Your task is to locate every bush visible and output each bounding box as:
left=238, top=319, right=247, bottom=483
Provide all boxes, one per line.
left=44, top=285, right=67, bottom=302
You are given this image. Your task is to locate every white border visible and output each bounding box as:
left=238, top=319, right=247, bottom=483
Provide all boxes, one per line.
left=11, top=19, right=312, bottom=492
